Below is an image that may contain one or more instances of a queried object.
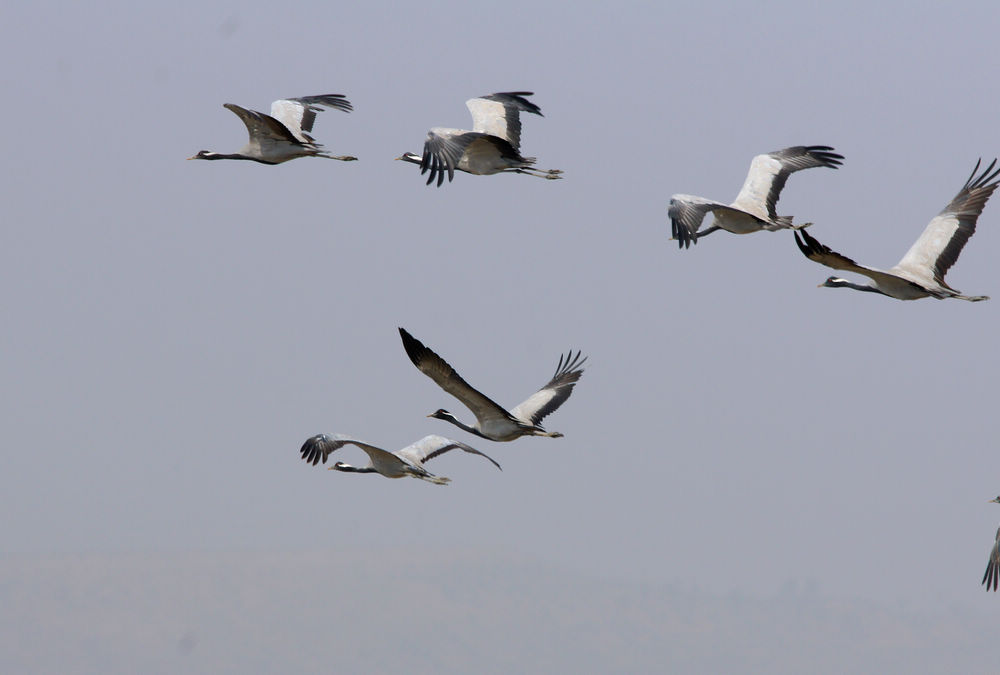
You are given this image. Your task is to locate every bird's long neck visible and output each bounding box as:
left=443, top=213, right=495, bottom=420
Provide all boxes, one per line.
left=208, top=152, right=251, bottom=160
left=826, top=278, right=884, bottom=295
left=438, top=412, right=487, bottom=440
left=332, top=463, right=377, bottom=474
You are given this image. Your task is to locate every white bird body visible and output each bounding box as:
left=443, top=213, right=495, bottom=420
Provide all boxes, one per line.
left=397, top=92, right=561, bottom=186
left=299, top=433, right=500, bottom=485
left=189, top=94, right=356, bottom=165
left=795, top=159, right=999, bottom=301
left=669, top=145, right=844, bottom=248
left=398, top=327, right=585, bottom=442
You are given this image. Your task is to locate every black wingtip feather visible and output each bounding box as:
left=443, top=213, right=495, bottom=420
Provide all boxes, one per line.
left=965, top=158, right=1000, bottom=192
left=398, top=327, right=427, bottom=369
left=293, top=94, right=354, bottom=113
left=793, top=228, right=827, bottom=259
left=669, top=218, right=694, bottom=249
left=300, top=434, right=328, bottom=466
left=793, top=230, right=810, bottom=256
left=985, top=562, right=998, bottom=591
left=479, top=91, right=543, bottom=117
left=804, top=145, right=845, bottom=169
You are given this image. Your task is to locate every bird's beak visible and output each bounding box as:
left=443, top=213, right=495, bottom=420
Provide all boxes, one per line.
left=816, top=283, right=824, bottom=288
left=186, top=155, right=197, bottom=160
left=426, top=413, right=434, bottom=418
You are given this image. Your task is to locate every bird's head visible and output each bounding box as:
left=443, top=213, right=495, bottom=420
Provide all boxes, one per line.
left=428, top=408, right=453, bottom=421
left=820, top=276, right=847, bottom=289
left=329, top=461, right=349, bottom=471
left=395, top=152, right=421, bottom=165
left=187, top=150, right=217, bottom=160
left=990, top=496, right=1000, bottom=504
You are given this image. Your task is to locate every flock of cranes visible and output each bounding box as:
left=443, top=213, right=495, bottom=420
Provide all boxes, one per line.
left=190, top=89, right=998, bottom=590
left=189, top=91, right=560, bottom=183
left=299, top=328, right=586, bottom=484
left=669, top=147, right=996, bottom=302
left=190, top=91, right=997, bottom=302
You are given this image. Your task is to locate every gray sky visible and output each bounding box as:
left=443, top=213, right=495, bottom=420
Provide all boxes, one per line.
left=2, top=1, right=998, bottom=672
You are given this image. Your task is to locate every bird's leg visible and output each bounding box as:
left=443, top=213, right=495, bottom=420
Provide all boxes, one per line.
left=791, top=221, right=812, bottom=230
left=412, top=468, right=450, bottom=485
left=514, top=168, right=563, bottom=180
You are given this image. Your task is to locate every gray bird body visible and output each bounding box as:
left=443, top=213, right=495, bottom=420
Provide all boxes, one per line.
left=397, top=92, right=561, bottom=186
left=399, top=327, right=585, bottom=442
left=669, top=145, right=844, bottom=248
left=299, top=433, right=500, bottom=485
left=189, top=95, right=356, bottom=165
left=795, top=159, right=998, bottom=301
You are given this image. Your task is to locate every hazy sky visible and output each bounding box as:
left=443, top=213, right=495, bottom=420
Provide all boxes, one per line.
left=3, top=1, right=998, bottom=672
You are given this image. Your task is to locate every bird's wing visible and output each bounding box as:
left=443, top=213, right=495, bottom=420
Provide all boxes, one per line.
left=668, top=195, right=736, bottom=249
left=730, top=146, right=843, bottom=222
left=984, top=526, right=1000, bottom=591
left=508, top=351, right=586, bottom=426
left=418, top=130, right=515, bottom=186
left=395, top=435, right=502, bottom=471
left=398, top=327, right=513, bottom=426
left=270, top=94, right=352, bottom=144
left=299, top=433, right=399, bottom=468
left=893, top=159, right=999, bottom=286
left=794, top=228, right=904, bottom=287
left=224, top=103, right=302, bottom=147
left=466, top=92, right=542, bottom=151
left=419, top=128, right=473, bottom=186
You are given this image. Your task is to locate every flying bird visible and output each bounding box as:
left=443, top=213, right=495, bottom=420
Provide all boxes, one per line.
left=984, top=496, right=1000, bottom=592
left=396, top=91, right=562, bottom=186
left=794, top=158, right=998, bottom=301
left=188, top=94, right=357, bottom=164
left=299, top=433, right=500, bottom=485
left=399, top=327, right=585, bottom=442
left=668, top=145, right=844, bottom=248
